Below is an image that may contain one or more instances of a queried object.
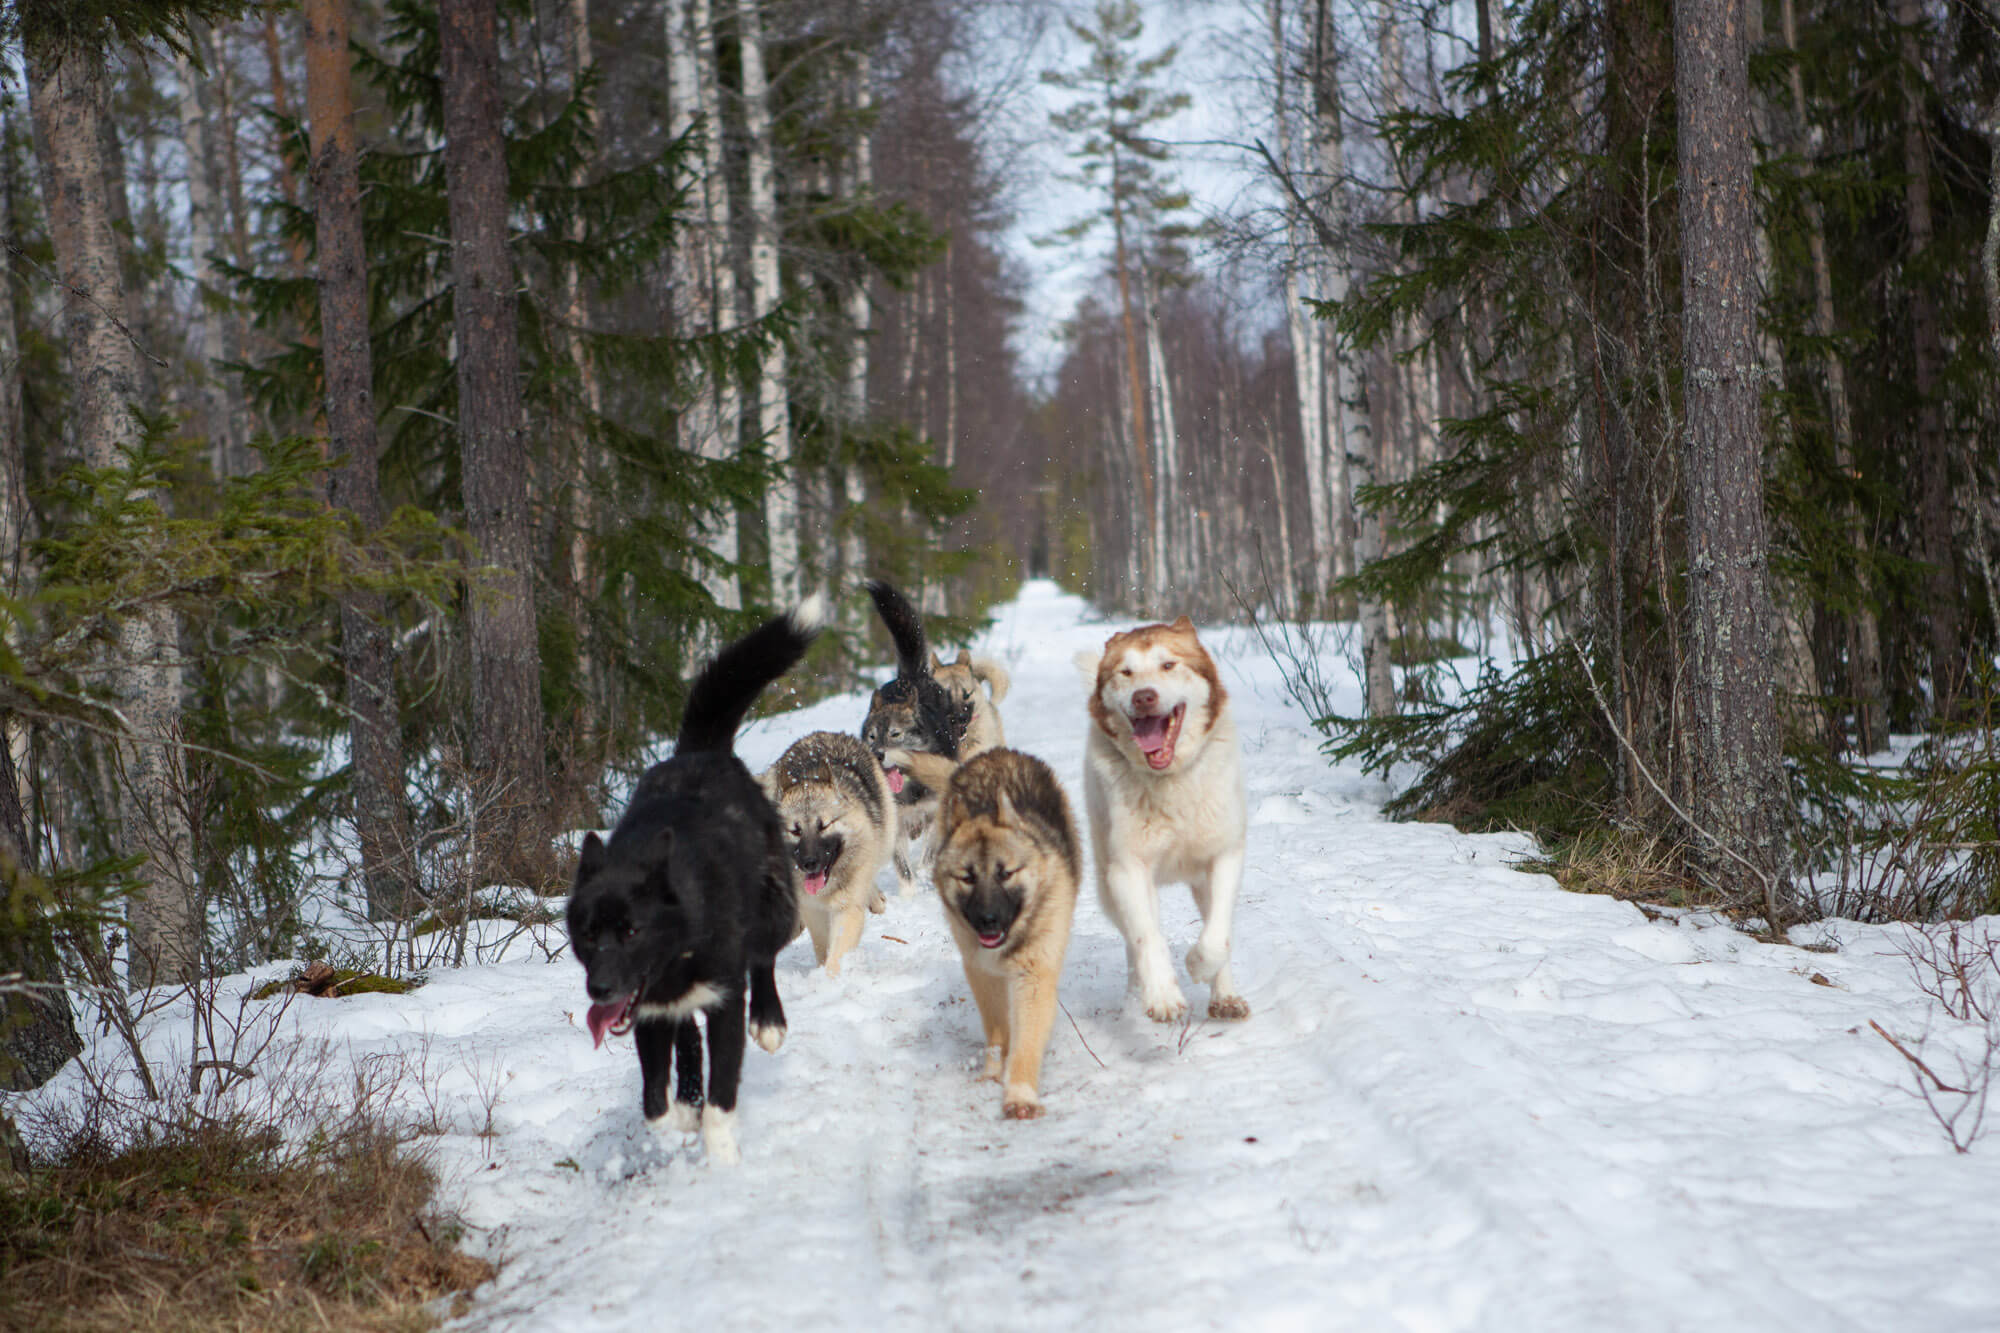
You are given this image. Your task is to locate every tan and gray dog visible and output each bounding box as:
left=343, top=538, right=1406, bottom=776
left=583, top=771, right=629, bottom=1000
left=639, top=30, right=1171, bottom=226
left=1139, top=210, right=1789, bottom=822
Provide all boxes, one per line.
left=885, top=747, right=1079, bottom=1120
left=763, top=731, right=893, bottom=976
left=931, top=649, right=1011, bottom=758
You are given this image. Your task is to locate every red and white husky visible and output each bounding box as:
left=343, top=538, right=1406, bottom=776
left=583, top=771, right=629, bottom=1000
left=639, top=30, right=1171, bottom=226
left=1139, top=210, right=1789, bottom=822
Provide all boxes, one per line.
left=1079, top=616, right=1250, bottom=1023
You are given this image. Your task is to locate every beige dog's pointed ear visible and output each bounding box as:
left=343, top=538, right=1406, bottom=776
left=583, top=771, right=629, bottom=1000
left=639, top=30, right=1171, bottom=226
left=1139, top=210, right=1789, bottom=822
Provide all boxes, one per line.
left=955, top=648, right=972, bottom=666
left=929, top=650, right=944, bottom=672
left=1170, top=615, right=1195, bottom=632
left=1072, top=649, right=1101, bottom=688
left=994, top=790, right=1019, bottom=829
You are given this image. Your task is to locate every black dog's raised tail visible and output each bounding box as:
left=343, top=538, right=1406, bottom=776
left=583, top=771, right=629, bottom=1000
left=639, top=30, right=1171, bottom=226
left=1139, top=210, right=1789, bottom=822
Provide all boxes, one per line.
left=677, top=595, right=828, bottom=755
left=863, top=579, right=930, bottom=680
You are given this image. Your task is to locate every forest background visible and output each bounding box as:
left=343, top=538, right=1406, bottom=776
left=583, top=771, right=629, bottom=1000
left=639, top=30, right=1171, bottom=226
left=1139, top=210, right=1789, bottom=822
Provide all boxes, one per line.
left=1, top=0, right=1999, bottom=1316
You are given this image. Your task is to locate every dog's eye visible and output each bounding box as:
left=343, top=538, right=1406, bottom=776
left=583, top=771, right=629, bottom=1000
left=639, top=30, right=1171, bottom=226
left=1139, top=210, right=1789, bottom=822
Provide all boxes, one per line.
left=1161, top=661, right=1177, bottom=670
left=618, top=923, right=637, bottom=942
left=1120, top=667, right=1133, bottom=677
left=996, top=865, right=1016, bottom=882
left=790, top=823, right=801, bottom=837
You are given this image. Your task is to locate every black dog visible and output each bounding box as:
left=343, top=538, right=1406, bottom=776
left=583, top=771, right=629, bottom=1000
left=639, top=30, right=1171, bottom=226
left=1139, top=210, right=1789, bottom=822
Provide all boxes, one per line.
left=568, top=597, right=823, bottom=1164
left=859, top=579, right=973, bottom=893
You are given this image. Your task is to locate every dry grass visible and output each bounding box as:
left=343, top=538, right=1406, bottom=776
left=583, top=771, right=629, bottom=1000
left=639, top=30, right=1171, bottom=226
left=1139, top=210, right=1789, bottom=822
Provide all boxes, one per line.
left=1515, top=827, right=1716, bottom=910
left=0, top=1111, right=492, bottom=1333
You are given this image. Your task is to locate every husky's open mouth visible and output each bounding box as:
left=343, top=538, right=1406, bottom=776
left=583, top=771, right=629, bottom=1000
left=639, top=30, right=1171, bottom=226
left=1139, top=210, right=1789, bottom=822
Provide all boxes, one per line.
left=585, top=992, right=636, bottom=1047
left=1128, top=702, right=1186, bottom=770
left=977, top=929, right=1006, bottom=949
left=884, top=765, right=905, bottom=794
left=802, top=871, right=828, bottom=896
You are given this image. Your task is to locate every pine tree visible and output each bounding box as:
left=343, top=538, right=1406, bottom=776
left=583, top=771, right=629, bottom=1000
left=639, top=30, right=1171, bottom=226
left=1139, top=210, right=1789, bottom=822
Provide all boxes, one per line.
left=304, top=0, right=416, bottom=917
left=1675, top=0, right=1793, bottom=918
left=1040, top=0, right=1195, bottom=611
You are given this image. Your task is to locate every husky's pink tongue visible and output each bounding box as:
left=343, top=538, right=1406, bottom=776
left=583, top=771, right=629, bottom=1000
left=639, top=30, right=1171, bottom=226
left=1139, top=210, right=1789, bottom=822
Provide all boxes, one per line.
left=1131, top=713, right=1171, bottom=753
left=803, top=871, right=828, bottom=896
left=585, top=995, right=633, bottom=1048
left=885, top=766, right=905, bottom=794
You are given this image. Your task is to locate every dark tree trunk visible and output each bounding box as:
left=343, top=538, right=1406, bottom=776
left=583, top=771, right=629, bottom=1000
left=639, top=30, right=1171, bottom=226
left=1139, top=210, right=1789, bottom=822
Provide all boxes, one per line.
left=1899, top=0, right=1958, bottom=702
left=439, top=0, right=551, bottom=886
left=0, top=717, right=82, bottom=1092
left=1674, top=0, right=1793, bottom=921
left=305, top=0, right=417, bottom=919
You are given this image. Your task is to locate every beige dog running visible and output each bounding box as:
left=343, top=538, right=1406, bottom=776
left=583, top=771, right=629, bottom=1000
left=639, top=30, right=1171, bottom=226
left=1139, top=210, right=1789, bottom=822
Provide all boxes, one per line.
left=1078, top=616, right=1250, bottom=1023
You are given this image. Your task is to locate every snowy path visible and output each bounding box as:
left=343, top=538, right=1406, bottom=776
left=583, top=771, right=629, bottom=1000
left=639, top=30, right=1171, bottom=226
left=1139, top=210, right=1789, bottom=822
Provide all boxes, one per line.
left=37, top=581, right=2000, bottom=1330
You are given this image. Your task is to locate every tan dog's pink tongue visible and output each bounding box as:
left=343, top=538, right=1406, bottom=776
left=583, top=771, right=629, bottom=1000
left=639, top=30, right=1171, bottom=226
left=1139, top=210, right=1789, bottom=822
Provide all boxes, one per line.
left=803, top=872, right=828, bottom=896
left=1131, top=714, right=1171, bottom=753
left=886, top=767, right=905, bottom=794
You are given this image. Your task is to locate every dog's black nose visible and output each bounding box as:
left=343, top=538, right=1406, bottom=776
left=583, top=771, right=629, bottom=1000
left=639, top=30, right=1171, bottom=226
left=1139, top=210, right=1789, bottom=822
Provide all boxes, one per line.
left=1132, top=687, right=1159, bottom=711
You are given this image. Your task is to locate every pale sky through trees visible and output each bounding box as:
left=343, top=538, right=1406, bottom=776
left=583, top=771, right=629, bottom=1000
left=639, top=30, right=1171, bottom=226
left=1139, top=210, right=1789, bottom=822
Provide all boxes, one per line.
left=998, top=0, right=1266, bottom=384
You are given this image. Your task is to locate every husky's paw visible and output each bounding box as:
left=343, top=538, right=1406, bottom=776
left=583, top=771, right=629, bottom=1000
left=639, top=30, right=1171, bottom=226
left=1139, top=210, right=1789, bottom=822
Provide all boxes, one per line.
left=701, top=1105, right=740, bottom=1166
left=1001, top=1089, right=1044, bottom=1120
left=1208, top=993, right=1251, bottom=1021
left=1141, top=986, right=1190, bottom=1024
left=978, top=1044, right=1004, bottom=1082
left=867, top=888, right=888, bottom=914
left=751, top=1021, right=787, bottom=1054
left=1185, top=938, right=1229, bottom=985
left=669, top=1100, right=701, bottom=1134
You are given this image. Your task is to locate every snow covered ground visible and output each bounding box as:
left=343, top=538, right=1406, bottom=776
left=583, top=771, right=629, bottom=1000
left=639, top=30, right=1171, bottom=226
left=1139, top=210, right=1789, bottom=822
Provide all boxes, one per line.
left=26, top=580, right=2000, bottom=1331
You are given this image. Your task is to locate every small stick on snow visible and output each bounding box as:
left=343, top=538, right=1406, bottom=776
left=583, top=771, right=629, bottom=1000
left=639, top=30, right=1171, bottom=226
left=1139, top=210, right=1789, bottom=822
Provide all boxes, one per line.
left=1060, top=1000, right=1107, bottom=1070
left=1871, top=1019, right=1972, bottom=1094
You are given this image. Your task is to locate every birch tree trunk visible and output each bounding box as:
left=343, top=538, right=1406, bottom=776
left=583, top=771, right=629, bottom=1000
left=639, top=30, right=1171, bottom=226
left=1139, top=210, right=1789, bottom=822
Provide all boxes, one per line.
left=735, top=0, right=799, bottom=607
left=668, top=0, right=741, bottom=613
left=172, top=39, right=235, bottom=478
left=839, top=52, right=872, bottom=604
left=1142, top=267, right=1181, bottom=603
left=561, top=0, right=602, bottom=711
left=0, top=101, right=32, bottom=829
left=1111, top=182, right=1156, bottom=609
left=439, top=0, right=551, bottom=886
left=1899, top=0, right=1958, bottom=702
left=30, top=34, right=201, bottom=987
left=305, top=0, right=417, bottom=919
left=1674, top=0, right=1793, bottom=920
left=1984, top=1, right=2000, bottom=390
left=1271, top=0, right=1334, bottom=599
left=1307, top=0, right=1392, bottom=713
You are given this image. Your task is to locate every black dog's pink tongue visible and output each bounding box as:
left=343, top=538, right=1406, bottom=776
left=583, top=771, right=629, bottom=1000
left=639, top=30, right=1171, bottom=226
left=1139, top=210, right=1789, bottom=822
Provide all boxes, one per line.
left=1131, top=713, right=1170, bottom=753
left=886, top=767, right=905, bottom=794
left=585, top=997, right=630, bottom=1048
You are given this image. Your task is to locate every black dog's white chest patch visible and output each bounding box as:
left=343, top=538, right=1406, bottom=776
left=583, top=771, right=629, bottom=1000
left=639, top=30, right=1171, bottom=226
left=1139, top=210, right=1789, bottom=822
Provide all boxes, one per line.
left=635, top=981, right=726, bottom=1021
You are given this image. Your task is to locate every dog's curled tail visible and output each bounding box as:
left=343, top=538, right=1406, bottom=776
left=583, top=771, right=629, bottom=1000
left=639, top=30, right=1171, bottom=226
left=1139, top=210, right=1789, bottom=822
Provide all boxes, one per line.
left=972, top=657, right=1011, bottom=704
left=677, top=594, right=828, bottom=755
left=863, top=579, right=929, bottom=680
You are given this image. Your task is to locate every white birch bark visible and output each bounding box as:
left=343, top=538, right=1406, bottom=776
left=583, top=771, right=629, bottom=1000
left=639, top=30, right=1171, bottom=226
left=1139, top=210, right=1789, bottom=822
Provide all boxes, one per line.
left=672, top=0, right=740, bottom=610
left=172, top=42, right=234, bottom=477
left=839, top=52, right=872, bottom=599
left=1142, top=267, right=1181, bottom=602
left=734, top=0, right=796, bottom=606
left=1307, top=1, right=1392, bottom=713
